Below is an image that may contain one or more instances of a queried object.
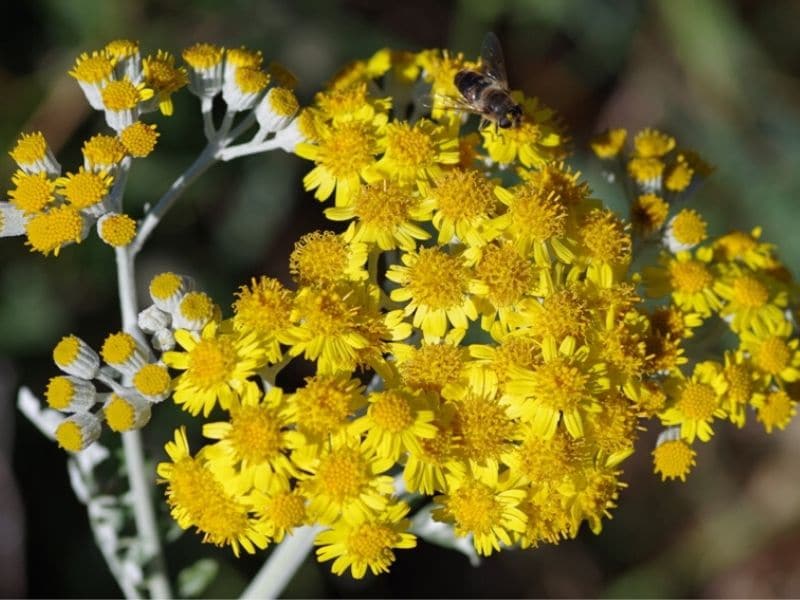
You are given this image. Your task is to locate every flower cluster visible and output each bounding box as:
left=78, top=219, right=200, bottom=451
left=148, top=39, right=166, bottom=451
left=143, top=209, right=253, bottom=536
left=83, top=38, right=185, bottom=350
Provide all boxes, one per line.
left=25, top=40, right=800, bottom=581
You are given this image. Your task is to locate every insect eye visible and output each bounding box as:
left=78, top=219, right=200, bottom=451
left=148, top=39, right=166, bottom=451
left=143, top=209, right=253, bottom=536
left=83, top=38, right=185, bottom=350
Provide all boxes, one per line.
left=499, top=116, right=511, bottom=128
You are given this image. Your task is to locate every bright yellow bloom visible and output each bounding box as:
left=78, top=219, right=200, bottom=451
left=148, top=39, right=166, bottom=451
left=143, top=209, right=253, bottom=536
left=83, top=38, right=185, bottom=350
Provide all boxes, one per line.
left=391, top=337, right=468, bottom=394
left=289, top=231, right=366, bottom=286
left=714, top=265, right=788, bottom=333
left=203, top=382, right=304, bottom=494
left=590, top=128, right=627, bottom=159
left=660, top=362, right=728, bottom=442
left=740, top=319, right=800, bottom=387
left=653, top=436, right=697, bottom=482
left=631, top=193, right=669, bottom=236
left=142, top=50, right=188, bottom=115
left=25, top=205, right=87, bottom=256
left=163, top=321, right=267, bottom=416
left=231, top=276, right=294, bottom=363
left=433, top=467, right=527, bottom=556
left=8, top=171, right=56, bottom=214
left=751, top=388, right=797, bottom=433
left=719, top=350, right=758, bottom=427
left=315, top=501, right=416, bottom=578
left=157, top=428, right=269, bottom=556
left=633, top=128, right=675, bottom=158
left=643, top=248, right=722, bottom=317
left=449, top=387, right=517, bottom=469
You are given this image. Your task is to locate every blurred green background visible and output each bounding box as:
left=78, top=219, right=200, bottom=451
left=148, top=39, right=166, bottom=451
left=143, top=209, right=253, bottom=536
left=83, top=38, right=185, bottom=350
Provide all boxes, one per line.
left=2, top=0, right=800, bottom=597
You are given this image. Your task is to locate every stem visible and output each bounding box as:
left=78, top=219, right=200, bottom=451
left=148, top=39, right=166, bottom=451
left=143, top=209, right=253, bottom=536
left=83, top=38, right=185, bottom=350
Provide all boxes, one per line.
left=240, top=526, right=322, bottom=600
left=218, top=137, right=283, bottom=161
left=115, top=245, right=173, bottom=599
left=201, top=97, right=216, bottom=141
left=130, top=144, right=219, bottom=255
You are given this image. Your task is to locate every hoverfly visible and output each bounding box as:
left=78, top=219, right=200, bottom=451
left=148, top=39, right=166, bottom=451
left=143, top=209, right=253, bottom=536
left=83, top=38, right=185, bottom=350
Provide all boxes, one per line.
left=453, top=32, right=523, bottom=130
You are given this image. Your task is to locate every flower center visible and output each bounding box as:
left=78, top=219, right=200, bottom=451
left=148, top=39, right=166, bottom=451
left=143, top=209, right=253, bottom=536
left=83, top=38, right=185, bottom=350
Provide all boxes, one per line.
left=754, top=336, right=790, bottom=375
left=188, top=337, right=236, bottom=387
left=731, top=275, right=768, bottom=308
left=230, top=405, right=283, bottom=462
left=370, top=391, right=413, bottom=433
left=405, top=248, right=468, bottom=309
left=670, top=259, right=712, bottom=294
left=317, top=448, right=368, bottom=501
left=677, top=381, right=717, bottom=420
left=321, top=122, right=376, bottom=178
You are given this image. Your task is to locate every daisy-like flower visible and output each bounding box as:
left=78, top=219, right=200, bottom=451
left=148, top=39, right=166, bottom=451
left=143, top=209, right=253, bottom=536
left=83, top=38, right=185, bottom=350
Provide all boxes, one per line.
left=448, top=386, right=518, bottom=469
left=297, top=433, right=395, bottom=525
left=714, top=264, right=789, bottom=333
left=52, top=334, right=100, bottom=380
left=9, top=131, right=61, bottom=176
left=652, top=429, right=697, bottom=482
left=325, top=181, right=430, bottom=252
left=289, top=231, right=366, bottom=286
left=368, top=118, right=459, bottom=190
left=574, top=208, right=631, bottom=272
left=481, top=93, right=563, bottom=167
left=493, top=183, right=574, bottom=266
left=468, top=333, right=541, bottom=400
left=69, top=51, right=116, bottom=110
left=664, top=208, right=707, bottom=253
left=104, top=391, right=152, bottom=432
left=433, top=466, right=527, bottom=556
left=315, top=501, right=416, bottom=579
left=253, top=488, right=308, bottom=543
left=24, top=205, right=88, bottom=256
left=386, top=247, right=479, bottom=342
left=296, top=116, right=386, bottom=206
left=751, top=388, right=797, bottom=434
left=105, top=39, right=142, bottom=83
left=643, top=248, right=722, bottom=317
left=162, top=321, right=267, bottom=416
left=203, top=382, right=304, bottom=494
left=142, top=50, right=188, bottom=115
left=82, top=134, right=127, bottom=172
left=418, top=168, right=498, bottom=246
left=516, top=286, right=591, bottom=344
left=55, top=168, right=114, bottom=217
left=119, top=121, right=159, bottom=158
left=231, top=276, right=294, bottom=364
left=659, top=361, right=728, bottom=442
left=100, top=78, right=155, bottom=131
left=713, top=227, right=775, bottom=271
left=505, top=335, right=609, bottom=439
left=391, top=336, right=468, bottom=394
left=403, top=403, right=461, bottom=495
left=739, top=319, right=800, bottom=388
left=719, top=350, right=758, bottom=427
left=561, top=461, right=625, bottom=535
left=352, top=387, right=437, bottom=462
left=182, top=42, right=225, bottom=98
left=314, top=81, right=390, bottom=124
left=55, top=412, right=102, bottom=452
left=157, top=428, right=269, bottom=556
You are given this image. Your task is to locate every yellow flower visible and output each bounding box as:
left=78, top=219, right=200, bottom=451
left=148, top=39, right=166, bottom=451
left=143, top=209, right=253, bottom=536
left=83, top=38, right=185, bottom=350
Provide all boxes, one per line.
left=231, top=276, right=294, bottom=364
left=449, top=386, right=518, bottom=469
left=740, top=319, right=800, bottom=388
left=433, top=466, right=527, bottom=556
left=25, top=205, right=87, bottom=256
left=403, top=402, right=461, bottom=495
left=157, top=428, right=269, bottom=556
left=387, top=247, right=479, bottom=342
left=561, top=462, right=625, bottom=535
left=659, top=361, right=728, bottom=442
left=315, top=501, right=416, bottom=578
left=719, top=350, right=758, bottom=427
left=142, top=50, right=188, bottom=116
left=714, top=264, right=788, bottom=333
left=751, top=388, right=797, bottom=434
left=325, top=181, right=430, bottom=252
left=643, top=248, right=722, bottom=317
left=289, top=231, right=366, bottom=286
left=631, top=193, right=669, bottom=237
left=163, top=321, right=267, bottom=416
left=368, top=119, right=459, bottom=190
left=590, top=128, right=627, bottom=159
left=202, top=382, right=304, bottom=494
left=391, top=337, right=468, bottom=394
left=574, top=208, right=631, bottom=271
left=296, top=117, right=385, bottom=206
left=314, top=81, right=391, bottom=124
left=254, top=489, right=308, bottom=543
left=352, top=387, right=437, bottom=462
left=8, top=170, right=56, bottom=214
left=506, top=336, right=609, bottom=439
left=653, top=435, right=697, bottom=482
left=633, top=128, right=675, bottom=158
left=298, top=433, right=395, bottom=525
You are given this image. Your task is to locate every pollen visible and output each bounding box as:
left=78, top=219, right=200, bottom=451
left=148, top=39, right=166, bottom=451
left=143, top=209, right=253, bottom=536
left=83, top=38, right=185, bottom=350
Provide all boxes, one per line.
left=53, top=336, right=81, bottom=366
left=150, top=272, right=183, bottom=302
left=665, top=156, right=694, bottom=192
left=82, top=134, right=127, bottom=168
left=319, top=121, right=377, bottom=178
left=527, top=289, right=589, bottom=341
left=579, top=209, right=631, bottom=265
left=383, top=122, right=436, bottom=171
left=752, top=336, right=790, bottom=376
left=504, top=187, right=567, bottom=241
left=45, top=376, right=76, bottom=410
left=725, top=363, right=753, bottom=406
left=316, top=447, right=369, bottom=501
left=292, top=375, right=361, bottom=438
left=263, top=492, right=307, bottom=531
left=133, top=363, right=171, bottom=396
left=104, top=394, right=136, bottom=431
left=402, top=247, right=469, bottom=310
left=229, top=405, right=283, bottom=462
left=98, top=213, right=137, bottom=247
left=143, top=50, right=188, bottom=94
left=9, top=171, right=55, bottom=213
left=669, top=209, right=707, bottom=246
left=119, top=122, right=159, bottom=157
left=524, top=163, right=589, bottom=209
left=633, top=128, right=675, bottom=158
left=55, top=420, right=85, bottom=452
left=183, top=43, right=225, bottom=69
left=475, top=243, right=534, bottom=307
left=351, top=182, right=416, bottom=231
left=754, top=390, right=796, bottom=433
left=590, top=128, right=627, bottom=159
left=455, top=393, right=514, bottom=463
left=315, top=82, right=370, bottom=116
left=369, top=391, right=414, bottom=433
left=627, top=157, right=664, bottom=184
left=178, top=292, right=215, bottom=323
left=730, top=275, right=769, bottom=308
left=529, top=360, right=588, bottom=413
left=10, top=132, right=48, bottom=165
left=267, top=87, right=299, bottom=116
left=653, top=438, right=696, bottom=481
left=25, top=205, right=85, bottom=256
left=105, top=39, right=139, bottom=60
left=669, top=258, right=713, bottom=294
left=101, top=79, right=145, bottom=111
left=226, top=47, right=263, bottom=69
left=397, top=343, right=464, bottom=392
left=69, top=52, right=114, bottom=84
left=290, top=231, right=349, bottom=285
left=57, top=168, right=113, bottom=210
left=233, top=276, right=293, bottom=337
left=234, top=67, right=270, bottom=94
left=429, top=169, right=496, bottom=221
left=632, top=193, right=669, bottom=235
left=187, top=337, right=236, bottom=388
left=445, top=480, right=500, bottom=535
left=101, top=332, right=138, bottom=364
left=347, top=522, right=397, bottom=564
left=676, top=381, right=718, bottom=420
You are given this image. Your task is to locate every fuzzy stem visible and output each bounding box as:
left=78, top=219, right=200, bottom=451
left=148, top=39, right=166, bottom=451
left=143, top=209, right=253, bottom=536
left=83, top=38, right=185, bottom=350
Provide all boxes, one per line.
left=239, top=526, right=321, bottom=600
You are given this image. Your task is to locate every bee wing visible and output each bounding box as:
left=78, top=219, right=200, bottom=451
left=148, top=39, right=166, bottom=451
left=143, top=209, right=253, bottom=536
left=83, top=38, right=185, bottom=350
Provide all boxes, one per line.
left=422, top=93, right=482, bottom=115
left=480, top=32, right=509, bottom=86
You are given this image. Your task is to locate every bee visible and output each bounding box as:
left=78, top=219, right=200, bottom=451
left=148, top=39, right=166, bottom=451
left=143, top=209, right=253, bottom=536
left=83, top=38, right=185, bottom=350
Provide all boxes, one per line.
left=454, top=32, right=523, bottom=129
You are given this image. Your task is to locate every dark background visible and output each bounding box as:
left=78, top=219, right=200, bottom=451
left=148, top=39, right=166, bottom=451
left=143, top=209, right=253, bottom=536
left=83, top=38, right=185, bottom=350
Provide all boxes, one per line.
left=2, top=0, right=800, bottom=597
